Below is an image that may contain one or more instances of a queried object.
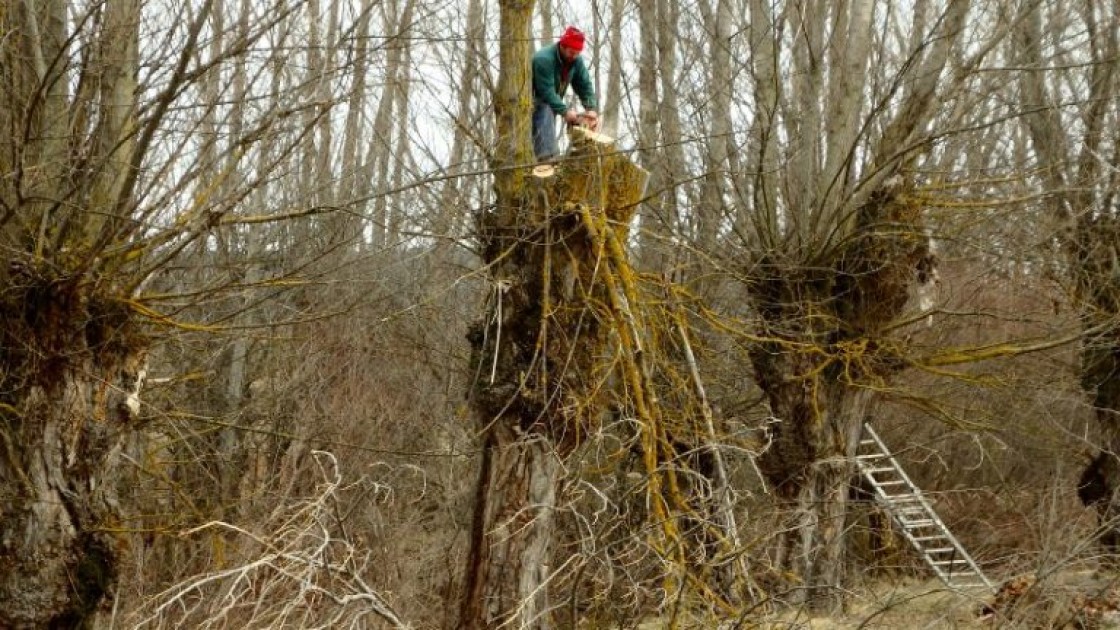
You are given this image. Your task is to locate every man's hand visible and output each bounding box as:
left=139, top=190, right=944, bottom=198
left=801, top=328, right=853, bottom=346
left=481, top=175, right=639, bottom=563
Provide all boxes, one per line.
left=563, top=109, right=580, bottom=126
left=581, top=110, right=599, bottom=131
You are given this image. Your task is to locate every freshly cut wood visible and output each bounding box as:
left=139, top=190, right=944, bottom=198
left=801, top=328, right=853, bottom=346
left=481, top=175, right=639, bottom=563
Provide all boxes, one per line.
left=570, top=126, right=615, bottom=146
left=529, top=127, right=649, bottom=231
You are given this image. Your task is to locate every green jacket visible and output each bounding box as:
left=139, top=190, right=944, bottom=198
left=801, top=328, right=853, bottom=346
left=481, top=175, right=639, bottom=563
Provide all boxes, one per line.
left=532, top=44, right=597, bottom=116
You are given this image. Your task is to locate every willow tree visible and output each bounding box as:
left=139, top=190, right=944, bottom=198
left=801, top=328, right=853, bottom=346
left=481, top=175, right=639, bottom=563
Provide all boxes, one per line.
left=0, top=0, right=317, bottom=624
left=0, top=1, right=150, bottom=623
left=460, top=1, right=648, bottom=627
left=730, top=1, right=994, bottom=609
left=1012, top=0, right=1120, bottom=555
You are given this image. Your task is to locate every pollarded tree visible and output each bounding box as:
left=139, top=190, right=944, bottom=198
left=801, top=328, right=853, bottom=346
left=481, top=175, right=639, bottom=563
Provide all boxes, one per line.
left=459, top=1, right=649, bottom=627
left=727, top=0, right=1002, bottom=609
left=0, top=0, right=332, bottom=624
left=1, top=2, right=149, bottom=623
left=1012, top=0, right=1120, bottom=556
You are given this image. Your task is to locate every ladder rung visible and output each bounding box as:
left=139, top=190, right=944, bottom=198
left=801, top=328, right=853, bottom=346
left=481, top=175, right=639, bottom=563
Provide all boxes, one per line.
left=862, top=422, right=990, bottom=591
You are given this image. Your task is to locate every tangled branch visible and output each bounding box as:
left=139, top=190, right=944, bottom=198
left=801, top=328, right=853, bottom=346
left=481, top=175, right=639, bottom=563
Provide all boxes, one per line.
left=130, top=451, right=408, bottom=630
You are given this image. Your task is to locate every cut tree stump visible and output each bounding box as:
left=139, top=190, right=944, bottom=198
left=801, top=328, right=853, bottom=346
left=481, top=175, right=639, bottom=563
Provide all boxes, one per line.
left=531, top=127, right=649, bottom=235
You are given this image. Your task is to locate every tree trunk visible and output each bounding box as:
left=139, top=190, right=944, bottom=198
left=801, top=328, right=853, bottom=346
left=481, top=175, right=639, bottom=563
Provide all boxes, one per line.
left=461, top=429, right=560, bottom=629
left=434, top=0, right=484, bottom=241
left=599, top=0, right=624, bottom=137
left=697, top=0, right=734, bottom=254
left=461, top=2, right=649, bottom=620
left=636, top=0, right=671, bottom=270
left=655, top=0, right=684, bottom=255
left=460, top=2, right=551, bottom=627
left=1, top=0, right=146, bottom=623
left=733, top=4, right=973, bottom=610
left=1074, top=217, right=1120, bottom=559
left=754, top=360, right=870, bottom=609
left=537, top=0, right=553, bottom=46
left=0, top=274, right=146, bottom=627
left=746, top=176, right=930, bottom=611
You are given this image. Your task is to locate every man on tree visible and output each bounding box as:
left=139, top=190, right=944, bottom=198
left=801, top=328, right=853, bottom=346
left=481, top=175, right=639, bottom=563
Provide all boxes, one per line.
left=532, top=26, right=599, bottom=161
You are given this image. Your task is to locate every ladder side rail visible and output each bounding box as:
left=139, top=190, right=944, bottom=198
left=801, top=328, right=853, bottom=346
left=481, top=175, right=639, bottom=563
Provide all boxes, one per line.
left=857, top=435, right=952, bottom=583
left=860, top=424, right=996, bottom=593
left=860, top=461, right=990, bottom=591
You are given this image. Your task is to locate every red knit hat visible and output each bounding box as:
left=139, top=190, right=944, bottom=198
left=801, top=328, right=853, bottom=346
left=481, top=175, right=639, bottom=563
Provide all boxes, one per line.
left=558, top=26, right=585, bottom=52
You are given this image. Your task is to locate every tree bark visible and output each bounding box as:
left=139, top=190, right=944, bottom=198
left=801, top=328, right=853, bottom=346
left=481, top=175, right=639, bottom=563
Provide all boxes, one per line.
left=435, top=0, right=485, bottom=240
left=752, top=344, right=871, bottom=606
left=636, top=0, right=668, bottom=269
left=460, top=3, right=551, bottom=627
left=1, top=1, right=146, bottom=624
left=361, top=0, right=416, bottom=250
left=461, top=429, right=560, bottom=629
left=655, top=0, right=685, bottom=254
left=1, top=273, right=146, bottom=627
left=599, top=0, right=624, bottom=137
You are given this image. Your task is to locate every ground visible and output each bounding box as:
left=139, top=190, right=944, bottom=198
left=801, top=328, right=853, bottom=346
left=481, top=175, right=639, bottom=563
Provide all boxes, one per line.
left=634, top=572, right=1120, bottom=628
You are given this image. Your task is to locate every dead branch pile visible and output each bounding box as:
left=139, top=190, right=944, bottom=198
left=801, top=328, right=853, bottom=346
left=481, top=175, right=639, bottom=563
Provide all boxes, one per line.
left=128, top=451, right=408, bottom=630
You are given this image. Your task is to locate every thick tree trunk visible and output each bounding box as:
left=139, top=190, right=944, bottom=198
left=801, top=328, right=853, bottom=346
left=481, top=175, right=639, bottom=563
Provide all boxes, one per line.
left=462, top=429, right=560, bottom=630
left=461, top=130, right=646, bottom=627
left=462, top=1, right=650, bottom=624
left=460, top=3, right=555, bottom=627
left=1012, top=1, right=1120, bottom=559
left=0, top=273, right=145, bottom=627
left=2, top=0, right=145, bottom=624
left=1074, top=217, right=1120, bottom=559
left=746, top=178, right=928, bottom=611
left=752, top=346, right=871, bottom=610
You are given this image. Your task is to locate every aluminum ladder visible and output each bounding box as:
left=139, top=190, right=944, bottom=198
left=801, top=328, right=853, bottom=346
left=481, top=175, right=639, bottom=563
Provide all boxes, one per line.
left=856, top=423, right=994, bottom=592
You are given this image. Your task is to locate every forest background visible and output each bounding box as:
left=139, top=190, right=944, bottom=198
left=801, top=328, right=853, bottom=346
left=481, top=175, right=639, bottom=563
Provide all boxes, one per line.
left=3, top=0, right=1120, bottom=627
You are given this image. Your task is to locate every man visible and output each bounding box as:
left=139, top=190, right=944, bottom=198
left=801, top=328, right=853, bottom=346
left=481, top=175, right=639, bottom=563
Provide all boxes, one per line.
left=532, top=26, right=598, bottom=161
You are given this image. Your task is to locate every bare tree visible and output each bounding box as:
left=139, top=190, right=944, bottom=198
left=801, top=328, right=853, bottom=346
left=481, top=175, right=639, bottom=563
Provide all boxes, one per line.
left=1013, top=0, right=1120, bottom=557
left=598, top=0, right=624, bottom=138
left=636, top=0, right=673, bottom=269
left=0, top=0, right=354, bottom=622
left=732, top=1, right=989, bottom=610
left=2, top=0, right=169, bottom=622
